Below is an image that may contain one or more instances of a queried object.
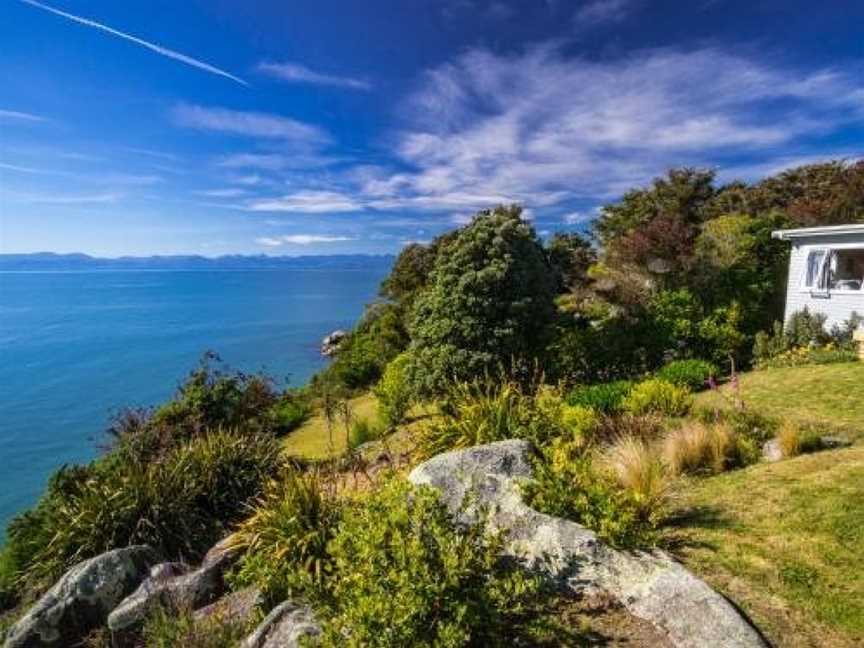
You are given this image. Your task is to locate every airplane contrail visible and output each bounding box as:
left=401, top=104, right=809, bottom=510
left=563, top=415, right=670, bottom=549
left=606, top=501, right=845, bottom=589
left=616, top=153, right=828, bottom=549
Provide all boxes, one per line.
left=19, top=0, right=248, bottom=86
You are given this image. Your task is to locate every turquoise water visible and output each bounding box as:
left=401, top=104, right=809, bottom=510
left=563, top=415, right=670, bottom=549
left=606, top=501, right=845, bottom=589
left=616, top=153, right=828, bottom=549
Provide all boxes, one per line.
left=0, top=268, right=387, bottom=536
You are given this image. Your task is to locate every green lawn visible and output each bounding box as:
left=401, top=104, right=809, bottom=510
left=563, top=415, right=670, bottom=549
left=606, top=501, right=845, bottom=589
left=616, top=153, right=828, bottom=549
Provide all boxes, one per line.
left=695, top=362, right=864, bottom=437
left=672, top=445, right=864, bottom=648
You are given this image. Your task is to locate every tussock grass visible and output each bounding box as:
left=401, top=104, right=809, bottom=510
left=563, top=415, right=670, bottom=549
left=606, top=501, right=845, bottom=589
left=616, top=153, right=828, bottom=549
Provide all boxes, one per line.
left=662, top=422, right=733, bottom=476
left=601, top=435, right=669, bottom=511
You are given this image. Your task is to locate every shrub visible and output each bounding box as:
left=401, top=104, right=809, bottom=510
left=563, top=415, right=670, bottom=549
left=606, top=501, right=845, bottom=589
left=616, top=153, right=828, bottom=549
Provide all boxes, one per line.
left=12, top=430, right=281, bottom=587
left=566, top=380, right=633, bottom=414
left=418, top=380, right=568, bottom=459
left=0, top=548, right=17, bottom=611
left=229, top=467, right=341, bottom=609
left=348, top=418, right=383, bottom=450
left=525, top=446, right=664, bottom=549
left=655, top=359, right=717, bottom=391
left=374, top=352, right=413, bottom=428
left=623, top=379, right=693, bottom=417
left=317, top=479, right=543, bottom=647
left=268, top=397, right=309, bottom=436
left=141, top=605, right=249, bottom=648
left=753, top=309, right=861, bottom=368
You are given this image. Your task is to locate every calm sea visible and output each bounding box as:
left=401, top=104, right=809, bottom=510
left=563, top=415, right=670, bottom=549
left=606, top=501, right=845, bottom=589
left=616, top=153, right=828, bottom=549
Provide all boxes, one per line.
left=0, top=268, right=387, bottom=536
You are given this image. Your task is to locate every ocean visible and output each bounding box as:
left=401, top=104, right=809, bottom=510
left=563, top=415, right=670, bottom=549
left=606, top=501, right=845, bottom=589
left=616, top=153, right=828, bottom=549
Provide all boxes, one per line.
left=0, top=267, right=388, bottom=536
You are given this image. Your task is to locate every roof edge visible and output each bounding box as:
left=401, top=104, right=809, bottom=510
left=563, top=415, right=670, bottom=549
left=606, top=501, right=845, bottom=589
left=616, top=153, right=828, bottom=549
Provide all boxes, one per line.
left=771, top=224, right=864, bottom=240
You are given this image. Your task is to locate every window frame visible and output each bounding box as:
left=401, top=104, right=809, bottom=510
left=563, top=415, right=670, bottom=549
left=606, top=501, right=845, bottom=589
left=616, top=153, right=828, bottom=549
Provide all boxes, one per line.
left=798, top=244, right=864, bottom=294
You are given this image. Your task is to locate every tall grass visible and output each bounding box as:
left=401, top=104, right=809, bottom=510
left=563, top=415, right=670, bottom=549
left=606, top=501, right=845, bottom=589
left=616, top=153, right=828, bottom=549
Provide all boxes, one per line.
left=662, top=422, right=738, bottom=475
left=601, top=436, right=669, bottom=513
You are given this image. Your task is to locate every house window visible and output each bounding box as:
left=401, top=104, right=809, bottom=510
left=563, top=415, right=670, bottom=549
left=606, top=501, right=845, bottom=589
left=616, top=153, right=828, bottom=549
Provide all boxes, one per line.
left=803, top=249, right=828, bottom=289
left=828, top=248, right=864, bottom=292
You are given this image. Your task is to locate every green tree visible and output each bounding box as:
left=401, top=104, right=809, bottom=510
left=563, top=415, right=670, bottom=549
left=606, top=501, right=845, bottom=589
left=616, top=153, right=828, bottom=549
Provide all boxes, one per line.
left=407, top=206, right=556, bottom=395
left=545, top=232, right=596, bottom=292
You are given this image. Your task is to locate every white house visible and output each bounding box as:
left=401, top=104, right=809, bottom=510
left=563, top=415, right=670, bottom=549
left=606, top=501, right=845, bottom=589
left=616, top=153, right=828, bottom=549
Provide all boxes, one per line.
left=772, top=224, right=864, bottom=329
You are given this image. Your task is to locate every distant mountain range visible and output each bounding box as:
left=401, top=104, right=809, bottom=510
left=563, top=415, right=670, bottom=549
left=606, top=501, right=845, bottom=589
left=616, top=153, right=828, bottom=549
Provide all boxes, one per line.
left=0, top=252, right=395, bottom=272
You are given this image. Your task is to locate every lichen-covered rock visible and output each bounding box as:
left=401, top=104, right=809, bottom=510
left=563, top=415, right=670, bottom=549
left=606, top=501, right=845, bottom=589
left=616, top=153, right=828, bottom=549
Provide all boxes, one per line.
left=409, top=440, right=767, bottom=648
left=320, top=330, right=347, bottom=357
left=107, top=536, right=241, bottom=634
left=3, top=545, right=157, bottom=648
left=241, top=601, right=320, bottom=648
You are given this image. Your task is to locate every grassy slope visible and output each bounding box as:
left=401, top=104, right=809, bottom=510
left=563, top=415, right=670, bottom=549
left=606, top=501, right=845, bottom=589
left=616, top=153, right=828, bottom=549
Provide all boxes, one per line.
left=695, top=362, right=864, bottom=435
left=282, top=393, right=381, bottom=459
left=673, top=446, right=864, bottom=647
left=681, top=361, right=864, bottom=647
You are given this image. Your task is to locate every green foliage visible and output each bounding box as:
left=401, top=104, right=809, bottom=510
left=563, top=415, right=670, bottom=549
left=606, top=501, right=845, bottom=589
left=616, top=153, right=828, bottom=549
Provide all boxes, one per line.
left=141, top=605, right=250, bottom=648
left=623, top=379, right=693, bottom=417
left=317, top=302, right=410, bottom=391
left=8, top=430, right=280, bottom=588
left=566, top=380, right=633, bottom=414
left=374, top=352, right=413, bottom=428
left=525, top=445, right=663, bottom=549
left=348, top=418, right=383, bottom=450
left=317, top=479, right=544, bottom=647
left=229, top=467, right=342, bottom=610
left=545, top=232, right=596, bottom=292
left=753, top=309, right=862, bottom=368
left=656, top=359, right=718, bottom=391
left=267, top=397, right=310, bottom=436
left=418, top=380, right=573, bottom=459
left=406, top=206, right=557, bottom=396
left=0, top=548, right=16, bottom=611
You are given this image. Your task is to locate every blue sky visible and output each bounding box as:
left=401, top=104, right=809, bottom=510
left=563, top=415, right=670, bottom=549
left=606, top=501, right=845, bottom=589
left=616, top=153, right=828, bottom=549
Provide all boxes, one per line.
left=1, top=0, right=862, bottom=256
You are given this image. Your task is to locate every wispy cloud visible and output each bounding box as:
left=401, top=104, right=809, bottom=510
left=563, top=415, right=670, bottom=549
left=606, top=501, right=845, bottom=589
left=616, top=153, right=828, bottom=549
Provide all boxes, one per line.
left=255, top=234, right=357, bottom=246
left=246, top=190, right=362, bottom=213
left=19, top=0, right=246, bottom=85
left=172, top=104, right=329, bottom=144
left=0, top=108, right=47, bottom=122
left=356, top=44, right=864, bottom=213
left=216, top=152, right=346, bottom=171
left=194, top=188, right=248, bottom=198
left=14, top=191, right=122, bottom=204
left=257, top=62, right=371, bottom=91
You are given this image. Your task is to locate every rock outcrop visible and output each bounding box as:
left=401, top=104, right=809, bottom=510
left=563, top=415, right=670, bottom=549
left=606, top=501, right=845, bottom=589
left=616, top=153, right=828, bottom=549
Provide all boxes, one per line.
left=408, top=440, right=767, bottom=648
left=3, top=545, right=157, bottom=648
left=320, top=330, right=347, bottom=357
left=241, top=601, right=320, bottom=648
left=107, top=537, right=240, bottom=633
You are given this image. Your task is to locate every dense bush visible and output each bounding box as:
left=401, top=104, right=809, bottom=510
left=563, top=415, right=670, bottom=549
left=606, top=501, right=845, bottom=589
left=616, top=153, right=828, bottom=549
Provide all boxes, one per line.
left=317, top=479, right=543, bottom=647
left=525, top=445, right=664, bottom=549
left=229, top=467, right=341, bottom=609
left=418, top=380, right=578, bottom=459
left=406, top=206, right=557, bottom=396
left=315, top=302, right=410, bottom=392
left=7, top=430, right=281, bottom=588
left=622, top=379, right=693, bottom=417
left=566, top=380, right=633, bottom=414
left=374, top=352, right=413, bottom=427
left=655, top=359, right=718, bottom=391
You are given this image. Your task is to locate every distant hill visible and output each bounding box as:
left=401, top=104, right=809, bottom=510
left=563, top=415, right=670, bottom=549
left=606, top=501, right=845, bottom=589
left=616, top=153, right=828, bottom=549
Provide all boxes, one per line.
left=0, top=252, right=394, bottom=272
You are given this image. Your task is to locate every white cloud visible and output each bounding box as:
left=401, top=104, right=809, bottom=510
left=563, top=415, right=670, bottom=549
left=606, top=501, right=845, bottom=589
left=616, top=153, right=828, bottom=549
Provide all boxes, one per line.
left=246, top=190, right=362, bottom=213
left=361, top=44, right=864, bottom=213
left=255, top=234, right=357, bottom=246
left=0, top=108, right=47, bottom=122
left=172, top=104, right=329, bottom=144
left=216, top=152, right=346, bottom=171
left=19, top=0, right=246, bottom=85
left=257, top=62, right=371, bottom=90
